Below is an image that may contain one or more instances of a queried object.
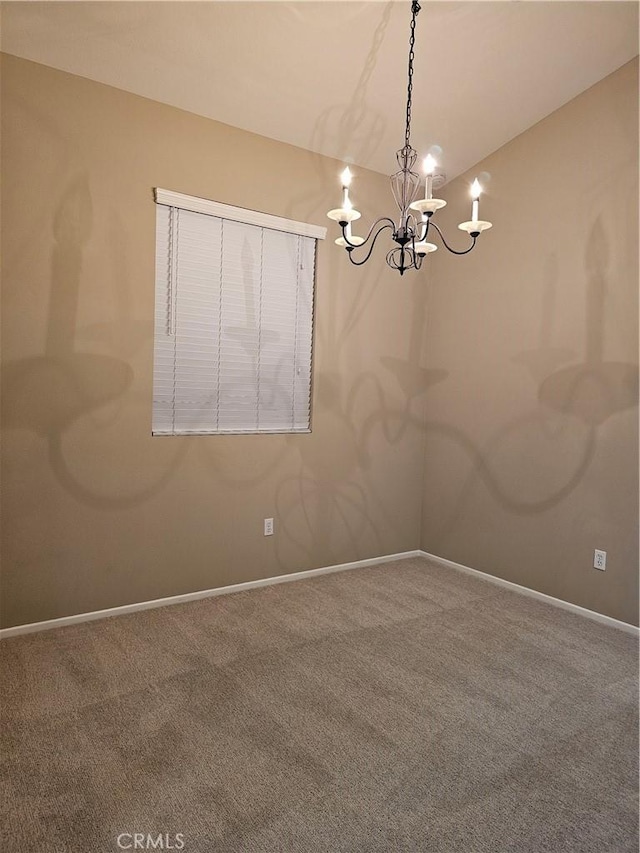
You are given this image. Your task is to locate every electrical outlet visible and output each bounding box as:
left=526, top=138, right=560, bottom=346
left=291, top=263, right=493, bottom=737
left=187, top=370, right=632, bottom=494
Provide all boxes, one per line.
left=264, top=518, right=274, bottom=536
left=593, top=549, right=607, bottom=571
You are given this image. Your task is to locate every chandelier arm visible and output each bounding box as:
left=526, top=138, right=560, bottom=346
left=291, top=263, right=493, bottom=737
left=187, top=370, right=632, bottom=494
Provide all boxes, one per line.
left=429, top=220, right=478, bottom=255
left=405, top=213, right=430, bottom=242
left=345, top=223, right=395, bottom=266
left=417, top=216, right=430, bottom=241
left=406, top=212, right=420, bottom=235
left=414, top=252, right=423, bottom=270
left=341, top=216, right=397, bottom=248
left=409, top=233, right=424, bottom=271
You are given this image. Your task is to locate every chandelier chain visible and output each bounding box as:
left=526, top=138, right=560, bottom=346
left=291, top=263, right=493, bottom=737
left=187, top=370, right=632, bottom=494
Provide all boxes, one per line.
left=404, top=0, right=421, bottom=150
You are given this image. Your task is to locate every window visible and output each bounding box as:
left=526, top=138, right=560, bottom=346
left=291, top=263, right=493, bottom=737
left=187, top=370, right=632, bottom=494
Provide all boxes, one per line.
left=152, top=189, right=325, bottom=435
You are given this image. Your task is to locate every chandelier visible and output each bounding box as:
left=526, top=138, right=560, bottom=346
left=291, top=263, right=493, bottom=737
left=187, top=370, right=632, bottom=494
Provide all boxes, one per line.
left=327, top=0, right=492, bottom=275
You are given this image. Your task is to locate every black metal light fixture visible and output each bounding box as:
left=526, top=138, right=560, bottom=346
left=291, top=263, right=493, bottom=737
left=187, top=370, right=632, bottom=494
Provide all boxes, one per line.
left=327, top=0, right=492, bottom=275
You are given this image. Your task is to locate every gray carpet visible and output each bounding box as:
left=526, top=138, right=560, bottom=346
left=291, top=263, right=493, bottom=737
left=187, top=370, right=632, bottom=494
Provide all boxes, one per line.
left=1, top=557, right=638, bottom=852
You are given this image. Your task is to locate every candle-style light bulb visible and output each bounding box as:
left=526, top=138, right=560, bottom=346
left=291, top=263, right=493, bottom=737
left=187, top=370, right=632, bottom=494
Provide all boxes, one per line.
left=343, top=195, right=353, bottom=239
left=327, top=166, right=361, bottom=229
left=341, top=167, right=352, bottom=206
left=423, top=155, right=436, bottom=174
left=471, top=178, right=482, bottom=221
left=423, top=154, right=436, bottom=199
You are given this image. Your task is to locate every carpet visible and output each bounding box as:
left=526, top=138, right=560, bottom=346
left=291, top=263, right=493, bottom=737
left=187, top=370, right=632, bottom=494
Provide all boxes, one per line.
left=1, top=556, right=638, bottom=852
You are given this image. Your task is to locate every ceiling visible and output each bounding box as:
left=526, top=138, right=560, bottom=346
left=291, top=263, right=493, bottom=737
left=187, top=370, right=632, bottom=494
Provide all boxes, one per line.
left=1, top=1, right=638, bottom=181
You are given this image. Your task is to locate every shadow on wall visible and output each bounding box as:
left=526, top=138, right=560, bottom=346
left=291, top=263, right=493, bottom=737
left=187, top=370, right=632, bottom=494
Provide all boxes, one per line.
left=269, top=271, right=450, bottom=565
left=421, top=213, right=638, bottom=552
left=538, top=216, right=638, bottom=426
left=2, top=176, right=132, bottom=433
left=1, top=174, right=191, bottom=508
left=308, top=0, right=393, bottom=183
left=262, top=1, right=635, bottom=567
left=270, top=215, right=637, bottom=565
left=1, top=31, right=637, bottom=578
left=3, top=175, right=131, bottom=435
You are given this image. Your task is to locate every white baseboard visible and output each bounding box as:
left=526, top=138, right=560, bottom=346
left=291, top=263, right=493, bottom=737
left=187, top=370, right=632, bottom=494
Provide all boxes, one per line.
left=419, top=550, right=639, bottom=636
left=2, top=548, right=637, bottom=639
left=0, top=550, right=423, bottom=639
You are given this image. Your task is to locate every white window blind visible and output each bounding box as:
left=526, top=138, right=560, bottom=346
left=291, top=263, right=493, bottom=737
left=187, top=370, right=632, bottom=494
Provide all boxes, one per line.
left=152, top=191, right=324, bottom=435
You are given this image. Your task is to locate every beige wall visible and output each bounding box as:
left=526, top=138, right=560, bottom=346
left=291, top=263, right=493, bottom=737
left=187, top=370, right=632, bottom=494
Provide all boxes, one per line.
left=1, top=55, right=428, bottom=628
left=1, top=54, right=638, bottom=630
left=422, top=58, right=639, bottom=625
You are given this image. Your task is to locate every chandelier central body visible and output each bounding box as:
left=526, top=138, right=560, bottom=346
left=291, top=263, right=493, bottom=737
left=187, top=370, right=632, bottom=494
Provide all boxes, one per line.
left=327, top=0, right=492, bottom=274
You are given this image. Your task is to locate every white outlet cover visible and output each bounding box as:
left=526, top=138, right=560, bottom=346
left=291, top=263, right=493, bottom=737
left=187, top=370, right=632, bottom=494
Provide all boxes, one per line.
left=593, top=549, right=607, bottom=571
